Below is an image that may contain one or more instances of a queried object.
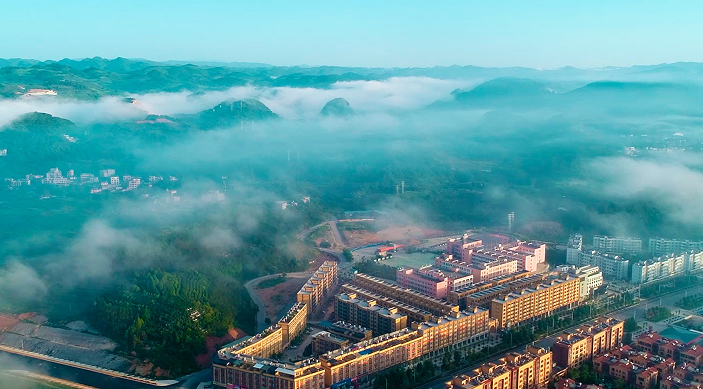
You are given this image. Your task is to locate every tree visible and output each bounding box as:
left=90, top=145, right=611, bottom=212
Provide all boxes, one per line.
left=454, top=350, right=463, bottom=366
left=343, top=248, right=354, bottom=262
left=442, top=352, right=452, bottom=371
left=624, top=317, right=639, bottom=332
left=319, top=241, right=331, bottom=248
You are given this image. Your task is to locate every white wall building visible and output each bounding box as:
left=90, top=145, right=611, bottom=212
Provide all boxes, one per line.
left=648, top=237, right=703, bottom=257
left=592, top=235, right=642, bottom=254
left=566, top=234, right=583, bottom=265
left=631, top=250, right=703, bottom=284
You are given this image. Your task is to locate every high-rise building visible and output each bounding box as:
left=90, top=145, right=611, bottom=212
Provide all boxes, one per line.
left=593, top=236, right=643, bottom=255
left=567, top=234, right=584, bottom=265
left=508, top=212, right=515, bottom=231
left=649, top=238, right=703, bottom=257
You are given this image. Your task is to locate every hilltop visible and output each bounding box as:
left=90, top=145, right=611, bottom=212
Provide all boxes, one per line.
left=193, top=99, right=278, bottom=128
left=4, top=112, right=76, bottom=132
left=320, top=98, right=354, bottom=116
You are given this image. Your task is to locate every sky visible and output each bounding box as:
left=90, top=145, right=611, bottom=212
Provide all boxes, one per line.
left=2, top=0, right=703, bottom=68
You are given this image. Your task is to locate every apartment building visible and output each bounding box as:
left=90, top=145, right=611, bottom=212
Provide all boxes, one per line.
left=490, top=276, right=580, bottom=329
left=446, top=272, right=537, bottom=306
left=453, top=274, right=548, bottom=310
left=661, top=376, right=703, bottom=389
left=297, top=260, right=338, bottom=317
left=350, top=273, right=459, bottom=317
left=470, top=257, right=520, bottom=283
left=489, top=242, right=547, bottom=272
left=411, top=307, right=492, bottom=355
left=318, top=328, right=425, bottom=387
left=213, top=356, right=325, bottom=389
left=592, top=236, right=643, bottom=255
left=334, top=294, right=408, bottom=336
left=592, top=354, right=660, bottom=389
left=445, top=346, right=552, bottom=389
left=632, top=251, right=703, bottom=284
left=672, top=363, right=703, bottom=385
left=220, top=325, right=284, bottom=359
left=568, top=249, right=629, bottom=280
left=311, top=331, right=349, bottom=356
left=552, top=317, right=624, bottom=368
left=609, top=346, right=676, bottom=378
left=316, top=321, right=372, bottom=343
left=501, top=346, right=553, bottom=389
left=396, top=266, right=474, bottom=299
left=446, top=235, right=484, bottom=261
left=557, top=265, right=604, bottom=300
left=339, top=285, right=433, bottom=323
left=567, top=234, right=584, bottom=265
left=649, top=238, right=703, bottom=257
left=279, top=302, right=308, bottom=346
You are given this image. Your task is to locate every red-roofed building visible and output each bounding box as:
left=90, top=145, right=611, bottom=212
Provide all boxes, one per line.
left=681, top=345, right=703, bottom=367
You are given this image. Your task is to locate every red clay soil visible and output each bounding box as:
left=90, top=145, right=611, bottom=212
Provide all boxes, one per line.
left=196, top=328, right=247, bottom=368
left=0, top=314, right=19, bottom=331
left=308, top=252, right=337, bottom=270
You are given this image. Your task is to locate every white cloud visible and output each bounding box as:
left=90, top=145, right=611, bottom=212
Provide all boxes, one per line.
left=0, top=77, right=478, bottom=125
left=587, top=156, right=703, bottom=227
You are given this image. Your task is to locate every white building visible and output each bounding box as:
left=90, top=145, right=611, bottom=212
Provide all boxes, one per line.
left=100, top=169, right=115, bottom=178
left=44, top=168, right=68, bottom=185
left=0, top=149, right=6, bottom=156
left=556, top=265, right=603, bottom=299
left=80, top=173, right=97, bottom=183
left=592, top=235, right=642, bottom=254
left=24, top=89, right=58, bottom=96
left=110, top=176, right=120, bottom=185
left=127, top=178, right=141, bottom=190
left=566, top=234, right=583, bottom=265
left=631, top=250, right=703, bottom=284
left=576, top=265, right=604, bottom=299
left=648, top=237, right=703, bottom=257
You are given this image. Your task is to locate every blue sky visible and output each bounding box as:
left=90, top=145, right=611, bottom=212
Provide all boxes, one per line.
left=2, top=0, right=702, bottom=68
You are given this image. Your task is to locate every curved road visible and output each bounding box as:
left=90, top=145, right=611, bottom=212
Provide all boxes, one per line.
left=244, top=272, right=313, bottom=333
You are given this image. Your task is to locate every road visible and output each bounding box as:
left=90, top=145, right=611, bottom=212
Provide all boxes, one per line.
left=244, top=271, right=313, bottom=333
left=416, top=285, right=703, bottom=389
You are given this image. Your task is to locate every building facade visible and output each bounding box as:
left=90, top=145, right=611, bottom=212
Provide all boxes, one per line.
left=297, top=260, right=338, bottom=317
left=593, top=236, right=643, bottom=255
left=490, top=277, right=580, bottom=329
left=552, top=317, right=625, bottom=369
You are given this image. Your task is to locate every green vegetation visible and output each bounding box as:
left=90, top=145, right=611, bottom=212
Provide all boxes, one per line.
left=256, top=276, right=288, bottom=290
left=90, top=268, right=256, bottom=375
left=624, top=317, right=640, bottom=332
left=645, top=306, right=672, bottom=322
left=565, top=362, right=599, bottom=385
left=342, top=248, right=354, bottom=262
left=676, top=293, right=703, bottom=310
left=354, top=259, right=397, bottom=280
left=372, top=361, right=436, bottom=389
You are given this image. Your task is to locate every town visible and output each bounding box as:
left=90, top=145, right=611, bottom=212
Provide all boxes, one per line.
left=210, top=230, right=703, bottom=389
